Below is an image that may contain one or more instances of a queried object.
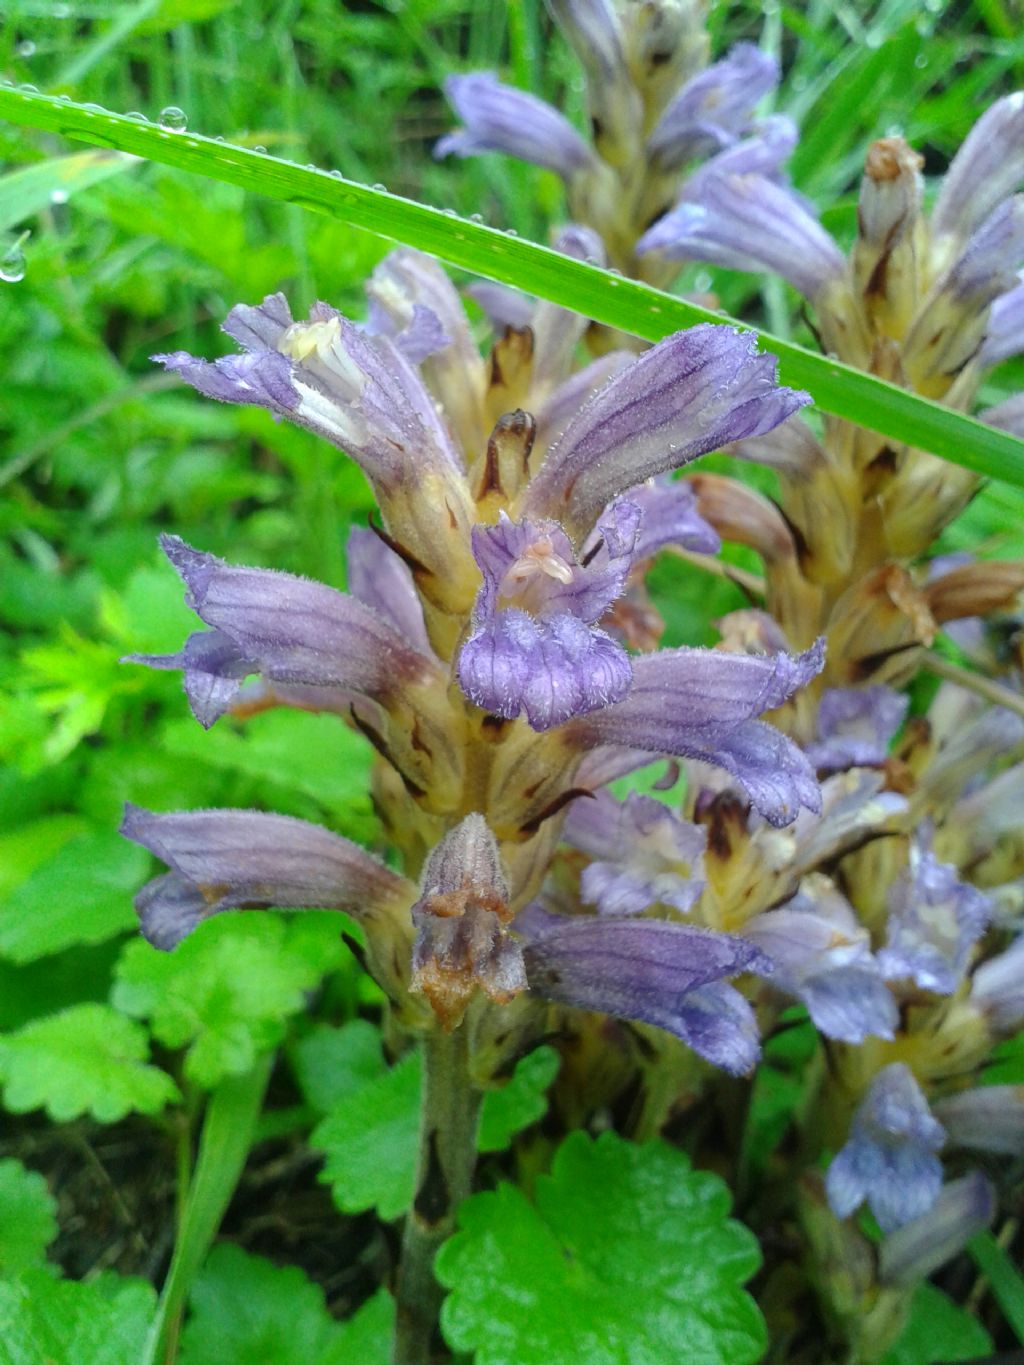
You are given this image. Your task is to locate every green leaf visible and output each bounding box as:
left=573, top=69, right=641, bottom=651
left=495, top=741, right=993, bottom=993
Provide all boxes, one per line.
left=290, top=1020, right=386, bottom=1115
left=1, top=88, right=1022, bottom=488
left=0, top=150, right=135, bottom=233
left=478, top=1045, right=560, bottom=1153
left=0, top=1159, right=57, bottom=1273
left=880, top=1282, right=993, bottom=1364
left=0, top=829, right=149, bottom=963
left=0, top=1002, right=180, bottom=1122
left=311, top=1048, right=421, bottom=1220
left=178, top=1244, right=392, bottom=1365
left=437, top=1131, right=765, bottom=1365
left=0, top=814, right=87, bottom=898
left=112, top=913, right=350, bottom=1088
left=0, top=1270, right=155, bottom=1365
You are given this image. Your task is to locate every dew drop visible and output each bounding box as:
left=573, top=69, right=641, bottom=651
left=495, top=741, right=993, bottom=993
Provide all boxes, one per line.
left=914, top=51, right=929, bottom=67
left=19, top=83, right=39, bottom=94
left=694, top=270, right=713, bottom=292
left=17, top=40, right=36, bottom=58
left=328, top=168, right=343, bottom=178
left=371, top=182, right=387, bottom=192
left=1, top=243, right=26, bottom=283
left=505, top=227, right=518, bottom=236
left=125, top=110, right=148, bottom=122
left=214, top=134, right=225, bottom=142
left=57, top=92, right=71, bottom=102
left=158, top=105, right=187, bottom=132
left=53, top=2, right=71, bottom=15
left=253, top=144, right=267, bottom=155
left=50, top=188, right=69, bottom=205
left=442, top=206, right=458, bottom=216
left=469, top=212, right=484, bottom=223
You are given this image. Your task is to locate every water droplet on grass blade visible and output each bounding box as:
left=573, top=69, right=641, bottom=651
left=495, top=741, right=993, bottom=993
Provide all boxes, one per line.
left=158, top=106, right=187, bottom=132
left=1, top=244, right=27, bottom=283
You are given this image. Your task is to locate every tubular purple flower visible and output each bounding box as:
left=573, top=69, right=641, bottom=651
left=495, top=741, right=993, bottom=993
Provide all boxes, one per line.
left=943, top=196, right=1024, bottom=306
left=970, top=933, right=1024, bottom=1034
left=805, top=686, right=908, bottom=772
left=933, top=1086, right=1024, bottom=1156
left=457, top=504, right=639, bottom=729
left=545, top=0, right=624, bottom=85
left=156, top=295, right=462, bottom=486
left=743, top=883, right=897, bottom=1043
left=518, top=905, right=771, bottom=1073
left=436, top=72, right=595, bottom=181
left=524, top=325, right=810, bottom=540
left=564, top=790, right=706, bottom=915
left=120, top=804, right=413, bottom=950
left=128, top=535, right=441, bottom=728
left=647, top=43, right=779, bottom=171
left=618, top=478, right=721, bottom=557
left=878, top=844, right=992, bottom=995
left=931, top=92, right=1024, bottom=243
left=878, top=1172, right=995, bottom=1286
left=345, top=527, right=432, bottom=658
left=978, top=274, right=1024, bottom=367
left=571, top=640, right=825, bottom=825
left=825, top=1063, right=946, bottom=1234
left=638, top=171, right=847, bottom=301
left=465, top=281, right=535, bottom=332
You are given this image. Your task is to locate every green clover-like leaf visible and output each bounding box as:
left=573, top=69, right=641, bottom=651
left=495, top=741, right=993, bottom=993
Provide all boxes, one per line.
left=437, top=1131, right=766, bottom=1365
left=177, top=1243, right=393, bottom=1365
left=477, top=1046, right=560, bottom=1153
left=112, top=912, right=349, bottom=1088
left=0, top=1003, right=180, bottom=1122
left=0, top=830, right=149, bottom=963
left=0, top=1269, right=155, bottom=1365
left=290, top=1020, right=386, bottom=1115
left=880, top=1282, right=993, bottom=1364
left=0, top=1159, right=58, bottom=1273
left=311, top=1048, right=421, bottom=1221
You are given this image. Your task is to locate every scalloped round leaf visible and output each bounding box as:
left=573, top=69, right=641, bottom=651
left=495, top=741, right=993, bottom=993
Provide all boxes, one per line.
left=177, top=1243, right=393, bottom=1365
left=290, top=1020, right=386, bottom=1115
left=112, top=912, right=349, bottom=1089
left=310, top=1049, right=421, bottom=1220
left=0, top=831, right=149, bottom=963
left=0, top=1159, right=58, bottom=1273
left=437, top=1131, right=765, bottom=1365
left=0, top=1003, right=180, bottom=1122
left=0, top=1269, right=155, bottom=1365
left=477, top=1045, right=560, bottom=1153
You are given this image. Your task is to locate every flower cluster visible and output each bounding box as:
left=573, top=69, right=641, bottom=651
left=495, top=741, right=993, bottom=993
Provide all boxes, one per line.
left=125, top=250, right=820, bottom=1078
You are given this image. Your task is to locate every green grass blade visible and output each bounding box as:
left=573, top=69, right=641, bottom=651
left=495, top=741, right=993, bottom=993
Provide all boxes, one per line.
left=0, top=149, right=136, bottom=233
left=2, top=86, right=1024, bottom=490
left=969, top=1230, right=1024, bottom=1345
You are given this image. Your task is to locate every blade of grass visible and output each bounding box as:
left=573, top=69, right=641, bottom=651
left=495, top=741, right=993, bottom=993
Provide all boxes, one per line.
left=968, top=1228, right=1024, bottom=1345
left=3, top=86, right=1024, bottom=490
left=0, top=149, right=135, bottom=232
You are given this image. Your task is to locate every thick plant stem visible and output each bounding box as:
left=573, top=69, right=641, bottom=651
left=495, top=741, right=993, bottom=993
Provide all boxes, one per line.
left=393, top=1025, right=481, bottom=1365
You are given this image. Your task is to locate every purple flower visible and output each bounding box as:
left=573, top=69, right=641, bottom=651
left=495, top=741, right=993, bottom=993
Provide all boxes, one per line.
left=155, top=295, right=462, bottom=488
left=345, top=527, right=432, bottom=658
left=563, top=789, right=706, bottom=915
left=120, top=804, right=412, bottom=950
left=826, top=1063, right=946, bottom=1233
left=743, top=880, right=897, bottom=1043
left=457, top=503, right=639, bottom=729
left=979, top=272, right=1024, bottom=366
left=933, top=1086, right=1024, bottom=1157
left=410, top=815, right=527, bottom=1029
left=805, top=685, right=908, bottom=772
left=620, top=478, right=721, bottom=558
left=971, top=933, right=1024, bottom=1034
left=638, top=142, right=846, bottom=300
left=436, top=72, right=595, bottom=181
left=931, top=92, right=1024, bottom=242
left=525, top=325, right=810, bottom=540
left=572, top=640, right=825, bottom=826
left=878, top=843, right=992, bottom=995
left=128, top=535, right=440, bottom=729
left=942, top=196, right=1024, bottom=307
left=878, top=1172, right=995, bottom=1287
left=518, top=904, right=771, bottom=1074
left=648, top=43, right=779, bottom=171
